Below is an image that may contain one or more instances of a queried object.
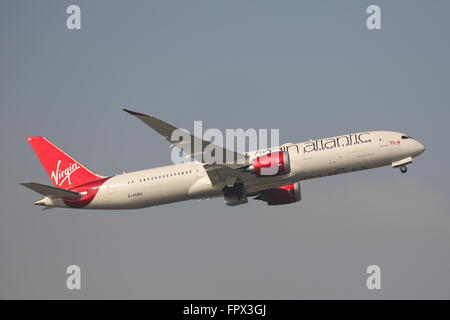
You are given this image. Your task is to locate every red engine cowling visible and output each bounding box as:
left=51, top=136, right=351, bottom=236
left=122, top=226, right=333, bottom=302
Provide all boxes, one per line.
left=249, top=151, right=291, bottom=176
left=259, top=182, right=301, bottom=205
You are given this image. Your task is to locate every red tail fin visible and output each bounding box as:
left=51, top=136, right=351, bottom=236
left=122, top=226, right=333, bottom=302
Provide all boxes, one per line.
left=26, top=137, right=102, bottom=189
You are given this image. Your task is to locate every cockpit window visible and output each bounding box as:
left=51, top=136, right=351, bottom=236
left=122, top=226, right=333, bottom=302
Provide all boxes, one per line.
left=401, top=135, right=409, bottom=139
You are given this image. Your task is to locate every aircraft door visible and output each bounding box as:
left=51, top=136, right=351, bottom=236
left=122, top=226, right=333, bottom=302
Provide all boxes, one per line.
left=196, top=165, right=206, bottom=177
left=107, top=184, right=115, bottom=194
left=303, top=149, right=312, bottom=160
left=379, top=135, right=388, bottom=147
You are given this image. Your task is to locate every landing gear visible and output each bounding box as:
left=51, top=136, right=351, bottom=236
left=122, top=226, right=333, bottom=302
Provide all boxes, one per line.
left=223, top=182, right=248, bottom=206
left=400, top=165, right=408, bottom=173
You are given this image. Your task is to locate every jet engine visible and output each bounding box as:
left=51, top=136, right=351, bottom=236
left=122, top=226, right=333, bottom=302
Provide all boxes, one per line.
left=255, top=182, right=301, bottom=205
left=248, top=151, right=291, bottom=176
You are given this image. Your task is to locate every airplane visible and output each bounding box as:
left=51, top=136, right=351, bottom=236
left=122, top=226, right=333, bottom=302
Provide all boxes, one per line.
left=21, top=109, right=425, bottom=209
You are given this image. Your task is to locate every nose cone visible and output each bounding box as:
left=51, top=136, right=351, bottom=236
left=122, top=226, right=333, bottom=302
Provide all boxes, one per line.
left=414, top=141, right=425, bottom=156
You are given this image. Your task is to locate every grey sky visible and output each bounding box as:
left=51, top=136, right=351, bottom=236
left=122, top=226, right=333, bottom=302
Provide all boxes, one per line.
left=1, top=0, right=450, bottom=299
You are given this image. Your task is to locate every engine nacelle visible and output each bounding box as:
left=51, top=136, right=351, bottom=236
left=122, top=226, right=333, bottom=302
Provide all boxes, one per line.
left=258, top=182, right=301, bottom=206
left=248, top=151, right=291, bottom=176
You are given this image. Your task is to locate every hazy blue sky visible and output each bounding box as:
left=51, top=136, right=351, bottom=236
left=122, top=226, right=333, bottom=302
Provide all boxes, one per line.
left=1, top=0, right=450, bottom=299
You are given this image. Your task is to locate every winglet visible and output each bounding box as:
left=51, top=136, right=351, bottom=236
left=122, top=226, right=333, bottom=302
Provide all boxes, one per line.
left=122, top=108, right=148, bottom=116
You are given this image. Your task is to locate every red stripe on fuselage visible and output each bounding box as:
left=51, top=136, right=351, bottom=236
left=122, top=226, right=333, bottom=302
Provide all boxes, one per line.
left=63, top=177, right=111, bottom=208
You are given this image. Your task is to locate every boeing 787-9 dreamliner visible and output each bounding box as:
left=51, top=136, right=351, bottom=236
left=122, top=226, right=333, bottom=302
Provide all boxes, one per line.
left=21, top=109, right=425, bottom=209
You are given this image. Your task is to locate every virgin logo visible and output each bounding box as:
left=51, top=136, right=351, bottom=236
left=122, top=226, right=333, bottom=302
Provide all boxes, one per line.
left=389, top=140, right=401, bottom=145
left=51, top=160, right=81, bottom=186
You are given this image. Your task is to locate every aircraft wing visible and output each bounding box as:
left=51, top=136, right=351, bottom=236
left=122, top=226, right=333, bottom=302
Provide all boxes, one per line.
left=20, top=182, right=83, bottom=199
left=123, top=109, right=246, bottom=164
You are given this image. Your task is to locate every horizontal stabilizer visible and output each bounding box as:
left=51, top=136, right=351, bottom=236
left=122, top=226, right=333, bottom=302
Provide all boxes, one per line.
left=20, top=182, right=82, bottom=199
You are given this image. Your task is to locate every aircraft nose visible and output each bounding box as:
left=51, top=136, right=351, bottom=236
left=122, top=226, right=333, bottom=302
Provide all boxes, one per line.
left=415, top=141, right=425, bottom=156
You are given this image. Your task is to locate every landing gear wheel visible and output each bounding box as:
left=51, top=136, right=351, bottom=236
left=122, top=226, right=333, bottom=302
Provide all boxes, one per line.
left=223, top=182, right=248, bottom=206
left=400, top=165, right=407, bottom=173
left=223, top=182, right=244, bottom=200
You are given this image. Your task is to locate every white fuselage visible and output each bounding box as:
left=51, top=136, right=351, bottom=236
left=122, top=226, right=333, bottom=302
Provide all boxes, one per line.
left=47, top=131, right=425, bottom=209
